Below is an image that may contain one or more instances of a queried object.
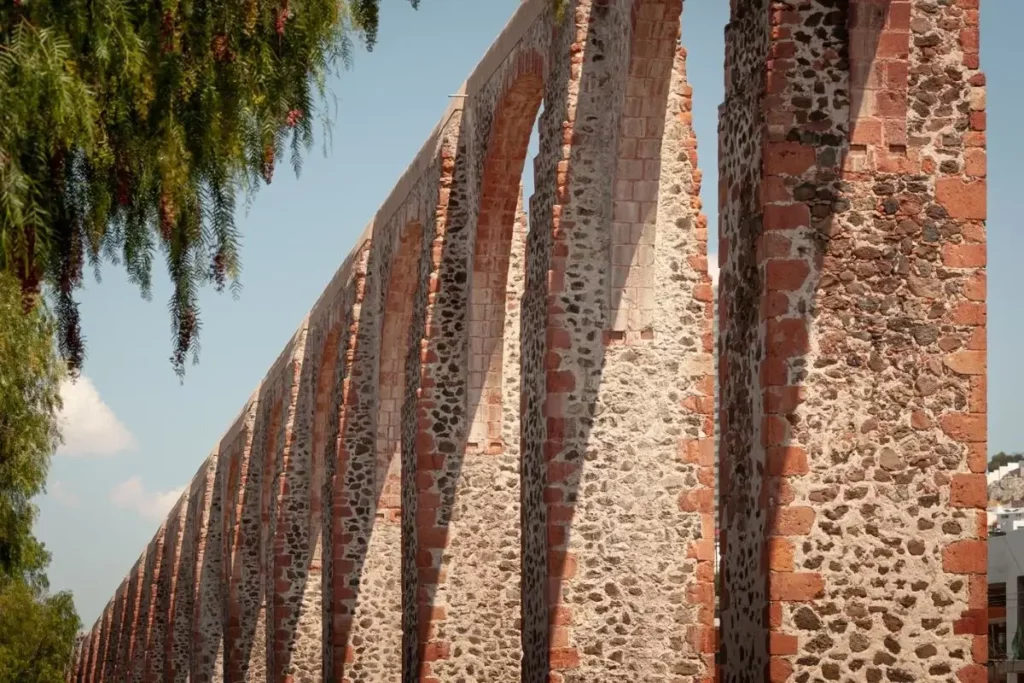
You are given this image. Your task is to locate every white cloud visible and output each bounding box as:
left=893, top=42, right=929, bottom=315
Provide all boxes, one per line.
left=110, top=477, right=183, bottom=521
left=56, top=376, right=135, bottom=458
left=49, top=480, right=80, bottom=508
left=708, top=253, right=720, bottom=289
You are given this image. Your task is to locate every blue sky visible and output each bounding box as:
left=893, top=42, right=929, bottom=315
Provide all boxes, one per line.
left=36, top=1, right=1023, bottom=626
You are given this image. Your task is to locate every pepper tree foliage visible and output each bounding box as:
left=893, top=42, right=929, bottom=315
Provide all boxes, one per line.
left=0, top=270, right=79, bottom=683
left=0, top=270, right=63, bottom=582
left=0, top=0, right=416, bottom=378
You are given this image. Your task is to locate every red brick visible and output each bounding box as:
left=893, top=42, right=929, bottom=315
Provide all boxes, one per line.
left=769, top=656, right=794, bottom=683
left=972, top=636, right=987, bottom=664
left=679, top=488, right=714, bottom=513
left=688, top=539, right=715, bottom=562
left=954, top=610, right=988, bottom=635
left=693, top=283, right=714, bottom=302
left=769, top=572, right=824, bottom=601
left=762, top=415, right=789, bottom=447
left=940, top=414, right=986, bottom=443
left=420, top=641, right=450, bottom=661
left=769, top=632, right=798, bottom=655
left=764, top=386, right=805, bottom=414
left=679, top=438, right=715, bottom=466
left=965, top=148, right=986, bottom=177
left=764, top=142, right=817, bottom=176
left=967, top=443, right=987, bottom=474
left=767, top=538, right=794, bottom=572
left=766, top=259, right=810, bottom=292
left=549, top=648, right=579, bottom=669
left=951, top=474, right=987, bottom=509
left=769, top=507, right=815, bottom=536
left=850, top=117, right=883, bottom=146
left=875, top=90, right=907, bottom=118
left=944, top=351, right=985, bottom=376
left=546, top=370, right=576, bottom=393
left=763, top=204, right=811, bottom=231
left=936, top=178, right=987, bottom=220
left=766, top=318, right=809, bottom=358
left=942, top=243, right=986, bottom=268
left=766, top=446, right=809, bottom=476
left=943, top=540, right=987, bottom=574
left=970, top=376, right=986, bottom=414
left=962, top=271, right=986, bottom=302
left=951, top=302, right=986, bottom=326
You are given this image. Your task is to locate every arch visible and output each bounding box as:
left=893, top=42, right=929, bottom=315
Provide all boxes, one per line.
left=467, top=52, right=545, bottom=453
left=376, top=220, right=424, bottom=518
left=607, top=0, right=684, bottom=343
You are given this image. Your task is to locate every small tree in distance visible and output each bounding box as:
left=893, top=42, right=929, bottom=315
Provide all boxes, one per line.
left=989, top=452, right=1024, bottom=473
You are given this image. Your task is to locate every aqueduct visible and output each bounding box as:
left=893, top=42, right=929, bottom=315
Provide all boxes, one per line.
left=68, top=0, right=988, bottom=681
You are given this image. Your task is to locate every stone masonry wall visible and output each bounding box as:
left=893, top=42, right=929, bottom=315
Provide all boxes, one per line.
left=73, top=0, right=985, bottom=682
left=718, top=1, right=987, bottom=682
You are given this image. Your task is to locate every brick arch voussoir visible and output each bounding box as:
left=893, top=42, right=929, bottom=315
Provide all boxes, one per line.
left=375, top=219, right=425, bottom=518
left=467, top=55, right=545, bottom=454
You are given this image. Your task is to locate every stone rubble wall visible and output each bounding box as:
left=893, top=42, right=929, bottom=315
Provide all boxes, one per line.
left=70, top=0, right=985, bottom=682
left=718, top=0, right=988, bottom=682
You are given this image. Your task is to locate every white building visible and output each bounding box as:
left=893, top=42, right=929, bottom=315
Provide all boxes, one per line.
left=993, top=508, right=1024, bottom=534
left=989, top=529, right=1024, bottom=681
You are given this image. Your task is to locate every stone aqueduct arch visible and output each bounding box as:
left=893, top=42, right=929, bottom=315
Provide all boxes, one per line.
left=68, top=0, right=987, bottom=681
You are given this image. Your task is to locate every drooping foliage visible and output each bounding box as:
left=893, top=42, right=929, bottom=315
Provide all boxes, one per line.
left=0, top=271, right=63, bottom=580
left=0, top=0, right=416, bottom=377
left=0, top=577, right=81, bottom=683
left=0, top=270, right=79, bottom=683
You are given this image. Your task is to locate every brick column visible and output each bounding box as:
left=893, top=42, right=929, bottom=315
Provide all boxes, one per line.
left=69, top=634, right=86, bottom=683
left=221, top=399, right=257, bottom=683
left=525, top=1, right=714, bottom=681
left=192, top=453, right=223, bottom=683
left=322, top=245, right=369, bottom=680
left=271, top=311, right=328, bottom=683
left=169, top=477, right=202, bottom=683
left=131, top=526, right=165, bottom=683
left=114, top=558, right=143, bottom=683
left=84, top=625, right=99, bottom=683
left=413, top=124, right=471, bottom=683
left=152, top=495, right=187, bottom=683
left=718, top=1, right=987, bottom=681
left=92, top=601, right=112, bottom=683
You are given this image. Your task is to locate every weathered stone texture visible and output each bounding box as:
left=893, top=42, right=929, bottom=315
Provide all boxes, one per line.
left=72, top=1, right=985, bottom=682
left=718, top=1, right=987, bottom=682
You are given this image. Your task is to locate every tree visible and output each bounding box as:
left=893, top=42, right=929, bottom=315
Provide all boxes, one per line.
left=989, top=452, right=1024, bottom=473
left=0, top=271, right=63, bottom=578
left=0, top=577, right=81, bottom=683
left=0, top=270, right=80, bottom=683
left=0, top=0, right=416, bottom=377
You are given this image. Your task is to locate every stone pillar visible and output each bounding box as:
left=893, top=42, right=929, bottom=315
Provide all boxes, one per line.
left=269, top=315, right=322, bottom=683
left=102, top=582, right=125, bottom=682
left=169, top=476, right=201, bottom=683
left=523, top=1, right=713, bottom=681
left=192, top=453, right=223, bottom=683
left=115, top=558, right=143, bottom=683
left=222, top=398, right=257, bottom=683
left=95, top=600, right=112, bottom=683
left=131, top=525, right=165, bottom=683
left=406, top=120, right=469, bottom=682
left=84, top=625, right=99, bottom=683
left=148, top=495, right=186, bottom=683
left=322, top=245, right=369, bottom=681
left=718, top=1, right=987, bottom=681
